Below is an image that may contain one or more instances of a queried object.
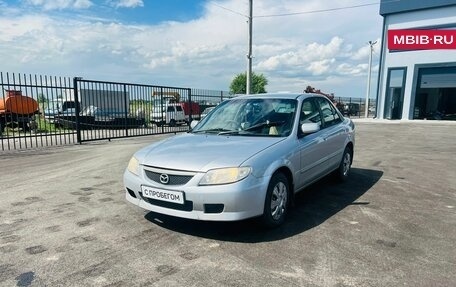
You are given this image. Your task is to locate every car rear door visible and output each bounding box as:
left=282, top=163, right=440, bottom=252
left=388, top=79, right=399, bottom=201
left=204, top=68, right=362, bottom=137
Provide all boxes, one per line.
left=314, top=97, right=346, bottom=173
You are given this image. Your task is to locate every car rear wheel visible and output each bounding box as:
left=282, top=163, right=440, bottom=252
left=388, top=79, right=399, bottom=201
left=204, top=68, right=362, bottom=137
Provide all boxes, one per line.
left=169, top=119, right=176, bottom=127
left=336, top=146, right=352, bottom=182
left=261, top=172, right=289, bottom=228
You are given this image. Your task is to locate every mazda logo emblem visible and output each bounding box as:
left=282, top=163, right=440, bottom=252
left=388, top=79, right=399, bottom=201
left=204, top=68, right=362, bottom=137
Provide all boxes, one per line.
left=159, top=174, right=169, bottom=184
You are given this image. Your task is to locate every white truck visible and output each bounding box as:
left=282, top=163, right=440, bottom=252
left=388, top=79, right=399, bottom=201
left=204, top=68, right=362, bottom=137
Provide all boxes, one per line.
left=150, top=100, right=186, bottom=127
left=150, top=92, right=201, bottom=126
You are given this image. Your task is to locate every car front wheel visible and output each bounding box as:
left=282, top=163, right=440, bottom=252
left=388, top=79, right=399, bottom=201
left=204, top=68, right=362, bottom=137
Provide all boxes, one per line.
left=261, top=172, right=289, bottom=228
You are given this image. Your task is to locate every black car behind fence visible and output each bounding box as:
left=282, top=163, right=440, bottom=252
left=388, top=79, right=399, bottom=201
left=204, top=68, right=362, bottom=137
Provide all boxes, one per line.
left=0, top=72, right=375, bottom=151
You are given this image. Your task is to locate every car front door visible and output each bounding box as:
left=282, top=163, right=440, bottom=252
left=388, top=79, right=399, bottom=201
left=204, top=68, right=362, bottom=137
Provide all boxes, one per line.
left=296, top=98, right=327, bottom=189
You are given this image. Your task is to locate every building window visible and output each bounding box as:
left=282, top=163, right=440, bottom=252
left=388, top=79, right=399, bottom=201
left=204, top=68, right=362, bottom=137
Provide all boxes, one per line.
left=384, top=68, right=406, bottom=119
left=414, top=66, right=456, bottom=120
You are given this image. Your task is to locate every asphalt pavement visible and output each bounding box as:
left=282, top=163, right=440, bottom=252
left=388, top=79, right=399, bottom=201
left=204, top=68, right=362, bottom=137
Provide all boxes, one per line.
left=0, top=122, right=455, bottom=286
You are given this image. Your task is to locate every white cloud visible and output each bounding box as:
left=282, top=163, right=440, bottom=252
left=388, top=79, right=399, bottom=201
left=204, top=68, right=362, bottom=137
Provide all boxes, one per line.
left=351, top=38, right=381, bottom=60
left=74, top=0, right=92, bottom=9
left=255, top=36, right=358, bottom=80
left=25, top=0, right=92, bottom=10
left=337, top=63, right=368, bottom=76
left=0, top=0, right=382, bottom=96
left=307, top=59, right=336, bottom=75
left=110, top=0, right=144, bottom=9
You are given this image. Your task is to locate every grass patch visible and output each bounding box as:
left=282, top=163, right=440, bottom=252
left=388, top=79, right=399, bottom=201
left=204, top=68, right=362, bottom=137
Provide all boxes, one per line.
left=0, top=117, right=74, bottom=137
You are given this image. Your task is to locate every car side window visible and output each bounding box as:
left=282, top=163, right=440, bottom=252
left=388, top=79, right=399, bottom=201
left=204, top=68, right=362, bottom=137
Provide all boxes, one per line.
left=315, top=98, right=342, bottom=128
left=299, top=98, right=321, bottom=125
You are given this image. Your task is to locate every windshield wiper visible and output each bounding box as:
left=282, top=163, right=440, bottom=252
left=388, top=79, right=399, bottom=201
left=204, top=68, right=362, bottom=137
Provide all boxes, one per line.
left=192, top=128, right=232, bottom=134
left=217, top=130, right=239, bottom=135
left=243, top=120, right=285, bottom=132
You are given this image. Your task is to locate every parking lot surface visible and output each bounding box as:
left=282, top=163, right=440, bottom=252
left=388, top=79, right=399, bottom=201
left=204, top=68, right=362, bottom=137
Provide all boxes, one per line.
left=0, top=122, right=455, bottom=286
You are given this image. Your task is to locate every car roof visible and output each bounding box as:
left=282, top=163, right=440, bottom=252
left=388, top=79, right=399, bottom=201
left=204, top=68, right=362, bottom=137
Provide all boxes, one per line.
left=231, top=93, right=327, bottom=100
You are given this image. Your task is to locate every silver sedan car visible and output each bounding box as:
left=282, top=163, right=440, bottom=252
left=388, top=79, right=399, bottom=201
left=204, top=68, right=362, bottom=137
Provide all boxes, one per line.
left=124, top=93, right=355, bottom=227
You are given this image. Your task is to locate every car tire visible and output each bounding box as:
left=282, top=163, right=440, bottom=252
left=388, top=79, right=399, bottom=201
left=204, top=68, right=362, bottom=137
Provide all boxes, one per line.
left=335, top=146, right=353, bottom=182
left=261, top=172, right=289, bottom=228
left=169, top=119, right=176, bottom=127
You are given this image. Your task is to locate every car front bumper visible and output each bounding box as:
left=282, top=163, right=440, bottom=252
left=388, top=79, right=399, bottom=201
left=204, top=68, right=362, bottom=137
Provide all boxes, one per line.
left=123, top=169, right=269, bottom=221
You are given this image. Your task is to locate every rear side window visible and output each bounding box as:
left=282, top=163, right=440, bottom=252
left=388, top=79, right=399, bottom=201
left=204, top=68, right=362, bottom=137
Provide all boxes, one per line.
left=167, top=106, right=175, bottom=112
left=176, top=105, right=183, bottom=112
left=315, top=98, right=342, bottom=128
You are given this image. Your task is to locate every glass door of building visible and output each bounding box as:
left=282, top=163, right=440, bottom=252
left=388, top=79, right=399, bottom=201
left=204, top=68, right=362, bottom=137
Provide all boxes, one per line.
left=384, top=68, right=406, bottom=120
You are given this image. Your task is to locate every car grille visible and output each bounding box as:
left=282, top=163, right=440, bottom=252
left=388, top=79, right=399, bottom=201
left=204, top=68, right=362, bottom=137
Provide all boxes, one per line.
left=143, top=166, right=196, bottom=186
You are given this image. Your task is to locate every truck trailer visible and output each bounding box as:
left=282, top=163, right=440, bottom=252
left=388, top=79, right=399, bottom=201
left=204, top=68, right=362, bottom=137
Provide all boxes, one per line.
left=52, top=89, right=145, bottom=129
left=0, top=90, right=39, bottom=135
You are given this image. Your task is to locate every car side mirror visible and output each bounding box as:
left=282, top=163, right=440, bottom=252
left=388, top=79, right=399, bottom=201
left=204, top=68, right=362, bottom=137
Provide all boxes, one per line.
left=300, top=123, right=320, bottom=135
left=190, top=120, right=199, bottom=129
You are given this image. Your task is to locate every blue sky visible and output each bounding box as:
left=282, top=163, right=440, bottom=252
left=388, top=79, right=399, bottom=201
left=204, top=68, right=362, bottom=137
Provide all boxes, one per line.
left=118, top=0, right=206, bottom=24
left=0, top=0, right=383, bottom=97
left=2, top=0, right=206, bottom=23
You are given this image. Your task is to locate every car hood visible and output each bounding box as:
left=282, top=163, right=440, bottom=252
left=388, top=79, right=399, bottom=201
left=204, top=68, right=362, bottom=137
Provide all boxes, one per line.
left=139, top=133, right=285, bottom=172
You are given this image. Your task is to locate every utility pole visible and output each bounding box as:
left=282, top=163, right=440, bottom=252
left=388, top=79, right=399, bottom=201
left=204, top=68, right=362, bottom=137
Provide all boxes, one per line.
left=246, top=0, right=253, bottom=94
left=365, top=40, right=377, bottom=118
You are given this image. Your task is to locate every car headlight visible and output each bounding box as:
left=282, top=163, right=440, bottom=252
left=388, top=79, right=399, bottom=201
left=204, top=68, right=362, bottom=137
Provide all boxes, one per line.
left=127, top=156, right=140, bottom=176
left=199, top=167, right=251, bottom=185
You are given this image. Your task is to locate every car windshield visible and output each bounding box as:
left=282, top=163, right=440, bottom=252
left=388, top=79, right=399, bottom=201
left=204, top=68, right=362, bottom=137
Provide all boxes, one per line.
left=192, top=98, right=297, bottom=137
left=202, top=107, right=214, bottom=114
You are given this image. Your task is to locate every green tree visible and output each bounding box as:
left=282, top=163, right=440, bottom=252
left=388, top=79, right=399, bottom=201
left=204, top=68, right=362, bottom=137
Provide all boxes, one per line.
left=229, top=72, right=268, bottom=94
left=37, top=94, right=48, bottom=104
left=37, top=94, right=48, bottom=111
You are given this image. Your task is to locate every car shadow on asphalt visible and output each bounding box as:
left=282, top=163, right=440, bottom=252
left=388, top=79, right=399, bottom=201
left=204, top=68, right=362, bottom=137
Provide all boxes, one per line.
left=144, top=167, right=383, bottom=243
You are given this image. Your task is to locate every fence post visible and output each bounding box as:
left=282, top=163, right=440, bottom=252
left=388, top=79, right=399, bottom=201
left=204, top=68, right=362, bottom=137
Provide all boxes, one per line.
left=160, top=87, right=164, bottom=134
left=220, top=90, right=223, bottom=102
left=124, top=84, right=129, bottom=137
left=188, top=88, right=192, bottom=126
left=359, top=98, right=362, bottom=118
left=73, top=77, right=82, bottom=144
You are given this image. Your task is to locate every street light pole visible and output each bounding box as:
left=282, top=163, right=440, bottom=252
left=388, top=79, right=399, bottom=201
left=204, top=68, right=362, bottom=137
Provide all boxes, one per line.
left=246, top=0, right=253, bottom=94
left=365, top=40, right=377, bottom=118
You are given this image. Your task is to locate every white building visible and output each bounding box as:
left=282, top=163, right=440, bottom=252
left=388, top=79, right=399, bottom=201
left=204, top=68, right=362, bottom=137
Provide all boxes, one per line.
left=376, top=0, right=456, bottom=120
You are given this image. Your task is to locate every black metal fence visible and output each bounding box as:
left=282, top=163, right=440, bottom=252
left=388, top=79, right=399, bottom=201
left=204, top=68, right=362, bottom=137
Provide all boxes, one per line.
left=1, top=72, right=374, bottom=151
left=0, top=73, right=76, bottom=151
left=334, top=96, right=376, bottom=118
left=0, top=73, right=232, bottom=151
